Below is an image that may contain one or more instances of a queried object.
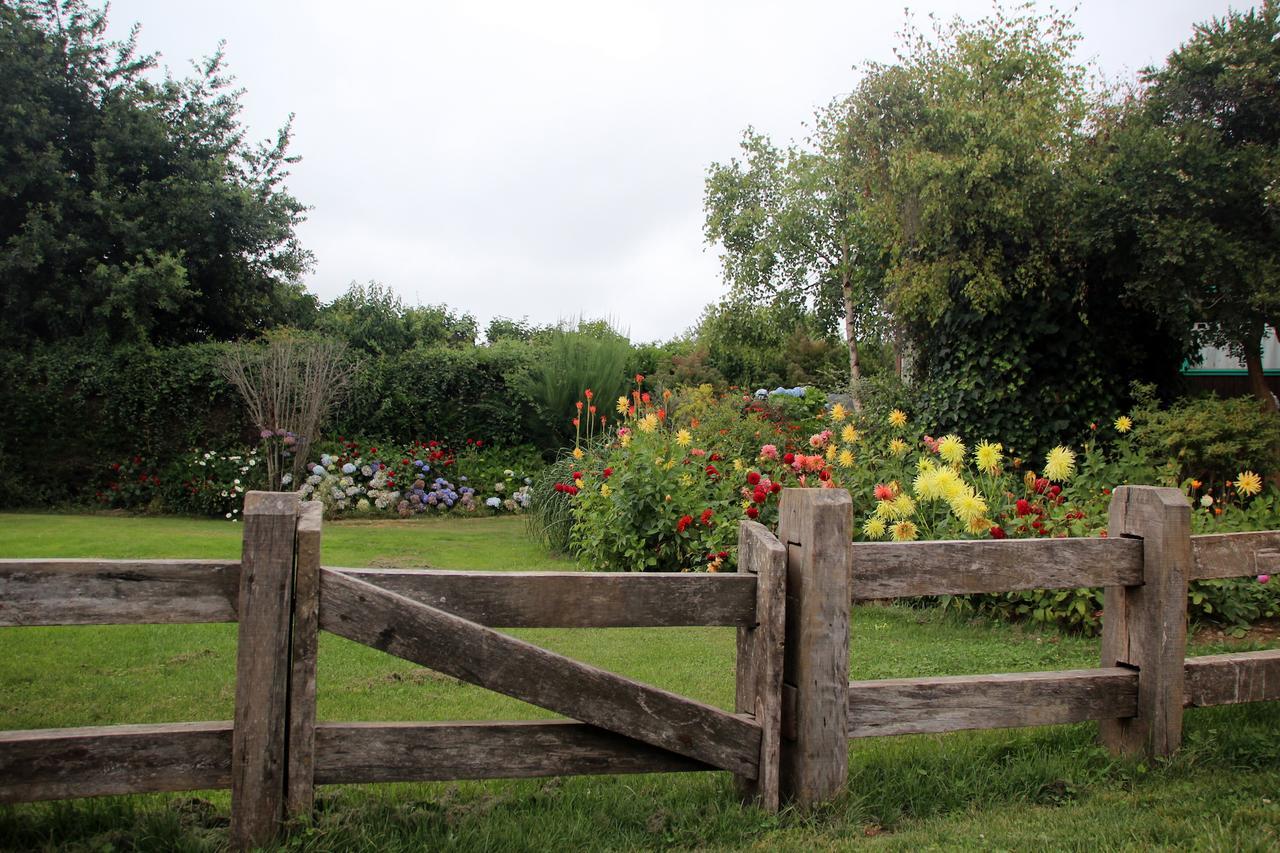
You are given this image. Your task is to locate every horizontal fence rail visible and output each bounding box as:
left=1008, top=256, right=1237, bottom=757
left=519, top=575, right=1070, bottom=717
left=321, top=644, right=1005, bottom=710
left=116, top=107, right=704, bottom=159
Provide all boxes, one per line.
left=0, top=559, right=241, bottom=626
left=1189, top=530, right=1280, bottom=580
left=330, top=568, right=757, bottom=628
left=0, top=722, right=233, bottom=802
left=849, top=538, right=1142, bottom=599
left=846, top=668, right=1139, bottom=738
left=1183, top=649, right=1280, bottom=707
left=312, top=720, right=712, bottom=784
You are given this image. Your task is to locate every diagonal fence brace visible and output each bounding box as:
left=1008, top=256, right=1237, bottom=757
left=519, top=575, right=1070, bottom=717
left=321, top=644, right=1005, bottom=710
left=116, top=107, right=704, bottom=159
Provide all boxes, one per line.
left=319, top=568, right=763, bottom=777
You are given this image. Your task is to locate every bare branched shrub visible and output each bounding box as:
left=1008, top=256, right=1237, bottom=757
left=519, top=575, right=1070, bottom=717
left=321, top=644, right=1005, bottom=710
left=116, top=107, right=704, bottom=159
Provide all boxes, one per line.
left=221, top=335, right=356, bottom=490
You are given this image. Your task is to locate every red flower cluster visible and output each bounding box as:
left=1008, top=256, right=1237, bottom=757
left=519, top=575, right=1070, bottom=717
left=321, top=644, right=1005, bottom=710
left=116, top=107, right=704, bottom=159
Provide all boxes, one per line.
left=553, top=482, right=579, bottom=496
left=677, top=514, right=694, bottom=533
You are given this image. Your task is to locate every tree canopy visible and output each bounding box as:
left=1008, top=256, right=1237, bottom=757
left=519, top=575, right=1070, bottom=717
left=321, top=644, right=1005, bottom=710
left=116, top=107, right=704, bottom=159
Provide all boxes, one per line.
left=0, top=0, right=314, bottom=348
left=1096, top=0, right=1280, bottom=408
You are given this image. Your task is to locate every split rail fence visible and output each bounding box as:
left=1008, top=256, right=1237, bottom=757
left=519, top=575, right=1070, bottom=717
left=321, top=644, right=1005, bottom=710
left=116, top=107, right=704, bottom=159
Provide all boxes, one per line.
left=1, top=485, right=1277, bottom=849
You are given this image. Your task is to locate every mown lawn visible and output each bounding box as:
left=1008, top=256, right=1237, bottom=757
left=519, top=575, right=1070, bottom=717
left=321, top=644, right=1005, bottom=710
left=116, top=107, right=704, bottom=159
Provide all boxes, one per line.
left=1, top=512, right=1278, bottom=851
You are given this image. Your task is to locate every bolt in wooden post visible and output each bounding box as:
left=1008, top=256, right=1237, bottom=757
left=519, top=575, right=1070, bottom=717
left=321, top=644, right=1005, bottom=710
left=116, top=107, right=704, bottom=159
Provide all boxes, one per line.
left=286, top=501, right=323, bottom=822
left=734, top=519, right=787, bottom=812
left=776, top=488, right=852, bottom=807
left=1100, top=485, right=1191, bottom=758
left=231, top=492, right=299, bottom=850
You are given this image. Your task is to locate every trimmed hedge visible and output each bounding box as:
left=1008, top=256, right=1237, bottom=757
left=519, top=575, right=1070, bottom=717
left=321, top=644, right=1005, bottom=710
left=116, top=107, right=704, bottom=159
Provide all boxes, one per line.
left=0, top=341, right=545, bottom=507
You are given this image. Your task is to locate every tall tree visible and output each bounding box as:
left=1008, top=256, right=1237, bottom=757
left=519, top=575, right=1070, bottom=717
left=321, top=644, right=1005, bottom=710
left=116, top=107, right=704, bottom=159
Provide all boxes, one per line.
left=703, top=109, right=882, bottom=409
left=0, top=0, right=314, bottom=347
left=1098, top=1, right=1280, bottom=409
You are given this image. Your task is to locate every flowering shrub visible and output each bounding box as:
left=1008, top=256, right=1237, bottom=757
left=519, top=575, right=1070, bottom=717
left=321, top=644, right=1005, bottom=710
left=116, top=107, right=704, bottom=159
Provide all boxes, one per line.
left=550, top=382, right=1279, bottom=631
left=298, top=439, right=537, bottom=519
left=96, top=455, right=163, bottom=510
left=159, top=448, right=263, bottom=520
left=548, top=380, right=845, bottom=572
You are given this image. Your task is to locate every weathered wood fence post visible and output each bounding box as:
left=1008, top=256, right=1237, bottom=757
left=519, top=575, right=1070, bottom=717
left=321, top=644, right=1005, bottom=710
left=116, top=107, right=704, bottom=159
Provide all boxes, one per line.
left=286, top=501, right=323, bottom=821
left=1100, top=485, right=1191, bottom=758
left=734, top=519, right=787, bottom=811
left=776, top=488, right=852, bottom=806
left=230, top=492, right=300, bottom=850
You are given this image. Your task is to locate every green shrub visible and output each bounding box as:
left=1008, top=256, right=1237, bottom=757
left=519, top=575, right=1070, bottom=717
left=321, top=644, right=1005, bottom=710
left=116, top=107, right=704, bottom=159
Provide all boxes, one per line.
left=1133, top=390, right=1280, bottom=486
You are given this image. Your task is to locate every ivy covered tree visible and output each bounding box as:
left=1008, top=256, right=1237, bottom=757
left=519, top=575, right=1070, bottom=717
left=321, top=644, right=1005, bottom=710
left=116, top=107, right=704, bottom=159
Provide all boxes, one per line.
left=842, top=7, right=1185, bottom=454
left=0, top=0, right=314, bottom=348
left=1096, top=1, right=1280, bottom=409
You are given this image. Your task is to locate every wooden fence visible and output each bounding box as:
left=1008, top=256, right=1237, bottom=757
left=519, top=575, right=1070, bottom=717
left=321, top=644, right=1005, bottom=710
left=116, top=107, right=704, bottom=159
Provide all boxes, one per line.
left=1, top=485, right=1277, bottom=848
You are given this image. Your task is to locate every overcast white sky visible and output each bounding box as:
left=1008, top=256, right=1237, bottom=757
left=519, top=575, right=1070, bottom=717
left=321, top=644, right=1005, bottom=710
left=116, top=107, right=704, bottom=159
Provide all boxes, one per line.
left=104, top=1, right=1244, bottom=343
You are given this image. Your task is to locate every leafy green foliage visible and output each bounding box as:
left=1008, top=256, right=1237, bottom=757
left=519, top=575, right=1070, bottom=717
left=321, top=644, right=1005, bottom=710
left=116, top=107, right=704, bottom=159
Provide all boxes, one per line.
left=1134, top=392, right=1280, bottom=486
left=0, top=0, right=313, bottom=348
left=315, top=282, right=478, bottom=354
left=1095, top=1, right=1280, bottom=406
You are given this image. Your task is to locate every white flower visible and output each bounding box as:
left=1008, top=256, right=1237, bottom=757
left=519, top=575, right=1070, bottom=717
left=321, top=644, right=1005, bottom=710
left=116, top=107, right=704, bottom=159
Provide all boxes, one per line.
left=1200, top=494, right=1214, bottom=508
left=280, top=474, right=292, bottom=486
left=225, top=512, right=233, bottom=519
left=220, top=490, right=228, bottom=497
left=233, top=478, right=241, bottom=485
left=361, top=465, right=373, bottom=477
left=504, top=469, right=514, bottom=478
left=485, top=496, right=501, bottom=508
left=249, top=459, right=257, bottom=466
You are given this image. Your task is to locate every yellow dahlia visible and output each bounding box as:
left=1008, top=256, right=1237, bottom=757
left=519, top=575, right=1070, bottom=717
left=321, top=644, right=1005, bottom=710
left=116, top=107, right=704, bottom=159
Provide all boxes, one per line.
left=974, top=441, right=1003, bottom=475
left=949, top=488, right=988, bottom=524
left=1236, top=470, right=1263, bottom=497
left=616, top=395, right=630, bottom=415
left=889, top=438, right=909, bottom=457
left=838, top=448, right=855, bottom=468
left=889, top=409, right=909, bottom=428
left=676, top=428, right=692, bottom=447
left=599, top=484, right=611, bottom=497
left=638, top=413, right=658, bottom=433
left=1114, top=415, right=1133, bottom=434
left=891, top=493, right=916, bottom=519
left=862, top=517, right=887, bottom=539
left=841, top=424, right=859, bottom=444
left=937, top=434, right=966, bottom=465
left=1044, top=446, right=1076, bottom=482
left=572, top=446, right=584, bottom=460
left=891, top=520, right=919, bottom=542
left=831, top=403, right=847, bottom=421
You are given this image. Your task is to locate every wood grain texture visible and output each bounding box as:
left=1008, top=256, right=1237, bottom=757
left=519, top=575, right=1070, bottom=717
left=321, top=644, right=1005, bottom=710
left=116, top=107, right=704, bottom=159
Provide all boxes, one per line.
left=230, top=491, right=299, bottom=850
left=848, top=538, right=1143, bottom=599
left=846, top=668, right=1138, bottom=738
left=1190, top=531, right=1280, bottom=580
left=313, top=721, right=711, bottom=783
left=0, top=722, right=232, bottom=803
left=0, top=559, right=240, bottom=626
left=286, top=501, right=323, bottom=821
left=1184, top=650, right=1280, bottom=707
left=777, top=488, right=852, bottom=807
left=328, top=568, right=756, bottom=627
left=733, top=520, right=787, bottom=811
left=1100, top=486, right=1190, bottom=758
left=319, top=568, right=761, bottom=776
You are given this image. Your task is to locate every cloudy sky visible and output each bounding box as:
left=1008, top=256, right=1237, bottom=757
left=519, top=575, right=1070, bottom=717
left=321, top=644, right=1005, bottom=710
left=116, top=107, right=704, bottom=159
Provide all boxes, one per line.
left=104, top=0, right=1242, bottom=342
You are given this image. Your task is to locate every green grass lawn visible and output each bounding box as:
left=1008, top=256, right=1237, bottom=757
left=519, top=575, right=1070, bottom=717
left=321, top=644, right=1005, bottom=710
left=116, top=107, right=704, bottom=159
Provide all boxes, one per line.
left=2, top=512, right=1278, bottom=851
